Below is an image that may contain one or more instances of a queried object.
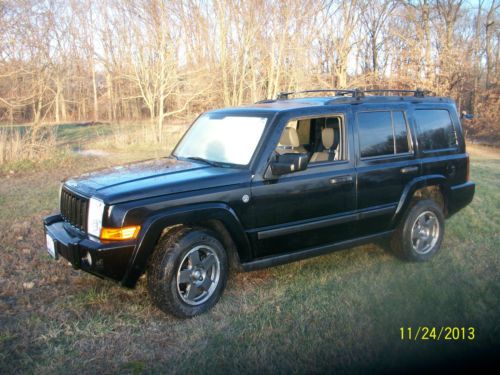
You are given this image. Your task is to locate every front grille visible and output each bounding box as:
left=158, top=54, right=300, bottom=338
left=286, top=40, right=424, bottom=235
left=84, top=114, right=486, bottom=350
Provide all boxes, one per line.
left=60, top=187, right=89, bottom=232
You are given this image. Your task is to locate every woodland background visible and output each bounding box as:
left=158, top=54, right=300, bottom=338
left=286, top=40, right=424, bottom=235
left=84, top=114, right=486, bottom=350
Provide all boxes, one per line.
left=0, top=0, right=499, bottom=145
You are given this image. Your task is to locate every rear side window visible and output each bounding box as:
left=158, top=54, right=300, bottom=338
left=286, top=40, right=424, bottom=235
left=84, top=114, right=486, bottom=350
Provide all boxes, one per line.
left=358, top=112, right=393, bottom=158
left=357, top=111, right=411, bottom=158
left=415, top=110, right=457, bottom=151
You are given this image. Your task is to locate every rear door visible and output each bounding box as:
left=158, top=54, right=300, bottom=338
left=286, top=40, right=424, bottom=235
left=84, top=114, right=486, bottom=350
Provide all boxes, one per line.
left=413, top=105, right=466, bottom=186
left=354, top=104, right=419, bottom=236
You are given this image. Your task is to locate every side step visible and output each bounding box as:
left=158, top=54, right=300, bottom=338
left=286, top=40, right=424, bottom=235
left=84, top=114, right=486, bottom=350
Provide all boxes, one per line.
left=241, top=230, right=394, bottom=272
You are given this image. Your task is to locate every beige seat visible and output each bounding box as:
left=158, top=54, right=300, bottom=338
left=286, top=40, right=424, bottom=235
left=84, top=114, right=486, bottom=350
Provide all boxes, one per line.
left=310, top=128, right=337, bottom=162
left=277, top=127, right=306, bottom=154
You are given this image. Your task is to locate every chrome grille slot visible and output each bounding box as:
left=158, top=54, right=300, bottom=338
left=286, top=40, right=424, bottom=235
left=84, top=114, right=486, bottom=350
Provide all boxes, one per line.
left=60, top=187, right=89, bottom=232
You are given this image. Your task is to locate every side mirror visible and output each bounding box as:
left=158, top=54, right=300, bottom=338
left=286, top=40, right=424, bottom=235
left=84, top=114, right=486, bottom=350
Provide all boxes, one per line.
left=267, top=152, right=309, bottom=177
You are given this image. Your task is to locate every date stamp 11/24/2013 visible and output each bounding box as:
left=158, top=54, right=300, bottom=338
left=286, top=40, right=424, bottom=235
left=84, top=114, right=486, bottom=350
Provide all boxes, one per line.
left=400, top=327, right=475, bottom=341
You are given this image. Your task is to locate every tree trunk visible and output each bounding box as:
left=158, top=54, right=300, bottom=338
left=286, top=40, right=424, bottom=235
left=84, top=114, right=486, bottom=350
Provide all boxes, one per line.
left=471, top=1, right=484, bottom=114
left=485, top=2, right=496, bottom=88
left=371, top=30, right=378, bottom=75
left=55, top=86, right=60, bottom=123
left=60, top=90, right=67, bottom=122
left=157, top=96, right=163, bottom=143
left=91, top=58, right=99, bottom=122
left=423, top=0, right=432, bottom=80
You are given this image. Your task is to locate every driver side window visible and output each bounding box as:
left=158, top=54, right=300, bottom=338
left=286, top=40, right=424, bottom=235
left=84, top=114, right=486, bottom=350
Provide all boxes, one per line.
left=275, top=115, right=346, bottom=163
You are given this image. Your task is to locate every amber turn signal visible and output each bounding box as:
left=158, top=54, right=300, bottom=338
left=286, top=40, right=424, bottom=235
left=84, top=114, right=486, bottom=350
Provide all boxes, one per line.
left=100, top=226, right=141, bottom=240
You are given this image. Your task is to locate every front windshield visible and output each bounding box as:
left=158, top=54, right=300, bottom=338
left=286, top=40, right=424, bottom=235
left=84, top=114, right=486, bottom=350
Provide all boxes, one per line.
left=173, top=114, right=268, bottom=166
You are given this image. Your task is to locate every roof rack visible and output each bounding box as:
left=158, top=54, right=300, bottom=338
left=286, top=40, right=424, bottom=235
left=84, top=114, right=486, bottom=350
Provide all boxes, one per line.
left=275, top=88, right=430, bottom=100
left=361, top=89, right=430, bottom=97
left=276, top=89, right=360, bottom=100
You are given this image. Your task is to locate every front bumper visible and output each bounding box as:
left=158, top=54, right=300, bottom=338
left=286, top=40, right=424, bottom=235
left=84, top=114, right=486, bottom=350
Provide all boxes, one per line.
left=44, top=214, right=136, bottom=284
left=447, top=181, right=475, bottom=216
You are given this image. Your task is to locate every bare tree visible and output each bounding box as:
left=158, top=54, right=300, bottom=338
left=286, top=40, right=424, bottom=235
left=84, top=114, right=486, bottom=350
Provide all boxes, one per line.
left=360, top=0, right=398, bottom=76
left=485, top=0, right=499, bottom=88
left=317, top=0, right=361, bottom=88
left=0, top=0, right=497, bottom=140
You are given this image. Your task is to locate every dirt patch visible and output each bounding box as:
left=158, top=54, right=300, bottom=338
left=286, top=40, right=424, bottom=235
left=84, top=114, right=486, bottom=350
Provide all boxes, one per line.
left=76, top=149, right=109, bottom=157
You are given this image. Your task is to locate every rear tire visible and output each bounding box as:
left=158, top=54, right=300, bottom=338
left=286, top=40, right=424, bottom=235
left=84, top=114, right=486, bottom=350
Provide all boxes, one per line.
left=147, top=226, right=228, bottom=318
left=391, top=199, right=445, bottom=262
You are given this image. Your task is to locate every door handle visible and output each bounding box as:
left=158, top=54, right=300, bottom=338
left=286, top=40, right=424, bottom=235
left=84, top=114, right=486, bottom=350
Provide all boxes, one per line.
left=447, top=164, right=456, bottom=176
left=330, top=175, right=353, bottom=185
left=400, top=166, right=418, bottom=174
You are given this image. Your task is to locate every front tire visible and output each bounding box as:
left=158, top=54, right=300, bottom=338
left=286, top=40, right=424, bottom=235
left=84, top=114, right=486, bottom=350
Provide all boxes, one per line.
left=147, top=226, right=228, bottom=318
left=391, top=199, right=445, bottom=262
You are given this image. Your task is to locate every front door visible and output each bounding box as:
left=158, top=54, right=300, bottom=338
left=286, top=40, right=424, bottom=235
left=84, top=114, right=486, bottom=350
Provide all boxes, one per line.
left=248, top=112, right=357, bottom=258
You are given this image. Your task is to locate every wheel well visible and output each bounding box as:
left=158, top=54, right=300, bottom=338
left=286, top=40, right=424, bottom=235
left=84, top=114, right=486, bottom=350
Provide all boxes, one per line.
left=412, top=185, right=446, bottom=214
left=158, top=219, right=243, bottom=272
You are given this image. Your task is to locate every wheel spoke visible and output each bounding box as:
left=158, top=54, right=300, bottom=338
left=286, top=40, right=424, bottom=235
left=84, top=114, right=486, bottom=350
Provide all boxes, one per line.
left=189, top=251, right=202, bottom=267
left=418, top=215, right=426, bottom=227
left=421, top=236, right=429, bottom=248
left=426, top=216, right=437, bottom=229
left=178, top=269, right=191, bottom=284
left=200, top=277, right=213, bottom=291
left=201, top=254, right=216, bottom=270
left=186, top=284, right=202, bottom=300
left=415, top=238, right=422, bottom=251
left=412, top=228, right=419, bottom=240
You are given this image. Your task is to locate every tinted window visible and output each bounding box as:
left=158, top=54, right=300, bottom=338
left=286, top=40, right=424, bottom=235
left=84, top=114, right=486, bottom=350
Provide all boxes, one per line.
left=415, top=110, right=457, bottom=151
left=358, top=111, right=394, bottom=158
left=393, top=111, right=409, bottom=153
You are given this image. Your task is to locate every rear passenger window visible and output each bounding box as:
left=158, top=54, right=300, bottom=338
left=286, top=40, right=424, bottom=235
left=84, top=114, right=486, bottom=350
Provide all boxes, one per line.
left=415, top=110, right=457, bottom=151
left=357, top=111, right=411, bottom=158
left=358, top=112, right=393, bottom=158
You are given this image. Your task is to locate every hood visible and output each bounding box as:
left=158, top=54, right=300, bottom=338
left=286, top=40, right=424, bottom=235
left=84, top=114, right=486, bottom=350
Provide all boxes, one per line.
left=64, top=157, right=251, bottom=204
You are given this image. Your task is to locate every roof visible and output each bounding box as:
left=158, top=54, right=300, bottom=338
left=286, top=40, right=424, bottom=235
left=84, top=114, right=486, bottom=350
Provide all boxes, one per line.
left=209, top=89, right=455, bottom=114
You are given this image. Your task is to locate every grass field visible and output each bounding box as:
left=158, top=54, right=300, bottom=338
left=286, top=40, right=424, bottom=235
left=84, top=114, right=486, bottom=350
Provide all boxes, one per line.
left=0, top=126, right=498, bottom=374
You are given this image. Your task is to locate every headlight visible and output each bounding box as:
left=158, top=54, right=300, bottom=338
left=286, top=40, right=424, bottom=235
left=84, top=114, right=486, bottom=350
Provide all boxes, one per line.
left=87, top=197, right=105, bottom=238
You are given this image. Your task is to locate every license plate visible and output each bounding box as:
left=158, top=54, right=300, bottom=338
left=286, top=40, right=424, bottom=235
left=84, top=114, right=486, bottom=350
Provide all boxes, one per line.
left=46, top=233, right=57, bottom=259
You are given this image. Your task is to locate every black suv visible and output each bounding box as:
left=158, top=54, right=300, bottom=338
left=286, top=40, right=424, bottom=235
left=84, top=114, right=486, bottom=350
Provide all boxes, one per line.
left=44, top=89, right=475, bottom=317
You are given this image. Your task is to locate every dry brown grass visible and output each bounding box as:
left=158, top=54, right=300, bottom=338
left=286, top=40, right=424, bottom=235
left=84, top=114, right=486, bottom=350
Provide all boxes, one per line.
left=467, top=144, right=500, bottom=159
left=0, top=126, right=58, bottom=164
left=88, top=123, right=187, bottom=152
left=0, top=122, right=188, bottom=168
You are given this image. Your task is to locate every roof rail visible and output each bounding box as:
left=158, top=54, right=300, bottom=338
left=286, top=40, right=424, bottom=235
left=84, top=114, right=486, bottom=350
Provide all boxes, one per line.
left=361, top=88, right=430, bottom=97
left=274, top=88, right=430, bottom=100
left=276, top=89, right=363, bottom=100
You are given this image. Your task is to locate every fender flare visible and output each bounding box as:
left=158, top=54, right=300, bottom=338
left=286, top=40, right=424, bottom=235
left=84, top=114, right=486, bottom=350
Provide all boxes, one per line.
left=390, top=174, right=449, bottom=227
left=120, top=202, right=251, bottom=287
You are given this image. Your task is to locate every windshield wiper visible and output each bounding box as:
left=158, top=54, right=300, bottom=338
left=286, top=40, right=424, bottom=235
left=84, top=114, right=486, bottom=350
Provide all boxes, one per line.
left=184, top=156, right=222, bottom=167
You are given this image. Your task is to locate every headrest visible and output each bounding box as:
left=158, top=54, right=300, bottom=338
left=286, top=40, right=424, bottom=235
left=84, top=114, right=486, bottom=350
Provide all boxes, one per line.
left=279, top=127, right=300, bottom=147
left=322, top=128, right=334, bottom=149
